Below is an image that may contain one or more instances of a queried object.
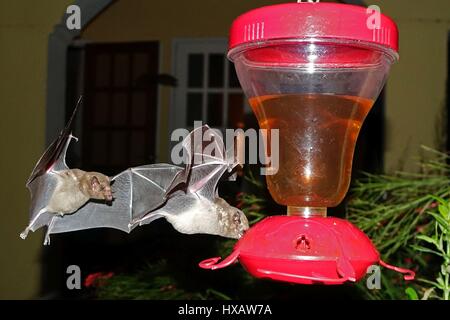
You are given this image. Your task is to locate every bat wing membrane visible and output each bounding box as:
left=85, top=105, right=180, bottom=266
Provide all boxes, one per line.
left=26, top=97, right=81, bottom=186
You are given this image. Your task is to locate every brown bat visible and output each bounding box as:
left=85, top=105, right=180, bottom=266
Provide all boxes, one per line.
left=20, top=169, right=113, bottom=242
left=45, top=169, right=112, bottom=214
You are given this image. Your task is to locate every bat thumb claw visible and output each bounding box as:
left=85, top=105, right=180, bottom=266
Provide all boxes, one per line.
left=128, top=221, right=139, bottom=230
left=19, top=227, right=31, bottom=240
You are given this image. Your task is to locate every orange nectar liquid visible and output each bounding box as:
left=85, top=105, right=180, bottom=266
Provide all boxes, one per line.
left=249, top=94, right=373, bottom=208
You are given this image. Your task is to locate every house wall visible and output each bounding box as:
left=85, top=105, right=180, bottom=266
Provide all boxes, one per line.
left=371, top=0, right=450, bottom=170
left=0, top=0, right=72, bottom=299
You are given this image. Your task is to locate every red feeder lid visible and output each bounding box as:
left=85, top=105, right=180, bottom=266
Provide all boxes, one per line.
left=228, top=2, right=399, bottom=57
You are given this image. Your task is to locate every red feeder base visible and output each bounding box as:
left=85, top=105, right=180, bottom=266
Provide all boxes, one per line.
left=199, top=216, right=415, bottom=285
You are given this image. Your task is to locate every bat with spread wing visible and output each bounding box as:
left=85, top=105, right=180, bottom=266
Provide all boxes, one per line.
left=20, top=96, right=248, bottom=244
left=20, top=99, right=196, bottom=245
left=133, top=126, right=249, bottom=239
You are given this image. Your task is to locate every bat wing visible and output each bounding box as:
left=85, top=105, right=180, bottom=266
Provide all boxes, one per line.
left=23, top=98, right=81, bottom=235
left=27, top=97, right=81, bottom=185
left=163, top=124, right=201, bottom=195
left=135, top=126, right=228, bottom=225
left=47, top=164, right=184, bottom=234
left=188, top=126, right=234, bottom=200
left=139, top=126, right=236, bottom=225
left=25, top=137, right=75, bottom=233
left=133, top=126, right=246, bottom=239
left=124, top=126, right=202, bottom=222
left=44, top=125, right=199, bottom=235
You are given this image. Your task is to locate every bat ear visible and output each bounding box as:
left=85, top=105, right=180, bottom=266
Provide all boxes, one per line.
left=90, top=176, right=100, bottom=191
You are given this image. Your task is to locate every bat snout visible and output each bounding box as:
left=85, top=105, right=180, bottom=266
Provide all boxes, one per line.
left=104, top=189, right=113, bottom=201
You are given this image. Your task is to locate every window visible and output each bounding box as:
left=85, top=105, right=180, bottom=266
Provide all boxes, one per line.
left=171, top=39, right=249, bottom=133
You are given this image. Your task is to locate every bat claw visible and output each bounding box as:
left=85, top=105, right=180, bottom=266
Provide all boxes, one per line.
left=43, top=236, right=51, bottom=246
left=128, top=220, right=139, bottom=230
left=19, top=229, right=29, bottom=240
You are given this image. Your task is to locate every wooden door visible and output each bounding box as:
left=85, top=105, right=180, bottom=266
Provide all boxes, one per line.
left=82, top=42, right=159, bottom=175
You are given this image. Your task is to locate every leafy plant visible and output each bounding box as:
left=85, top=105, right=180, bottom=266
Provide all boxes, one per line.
left=93, top=148, right=450, bottom=300
left=92, top=260, right=232, bottom=300
left=348, top=147, right=450, bottom=258
left=412, top=196, right=450, bottom=300
left=347, top=147, right=450, bottom=300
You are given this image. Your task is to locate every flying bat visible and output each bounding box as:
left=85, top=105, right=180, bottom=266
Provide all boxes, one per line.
left=19, top=99, right=247, bottom=244
left=134, top=127, right=249, bottom=239
left=20, top=99, right=195, bottom=245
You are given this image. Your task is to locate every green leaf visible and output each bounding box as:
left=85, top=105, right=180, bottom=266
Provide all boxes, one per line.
left=428, top=212, right=450, bottom=230
left=410, top=245, right=444, bottom=258
left=441, top=265, right=447, bottom=276
left=405, top=287, right=419, bottom=300
left=422, top=288, right=435, bottom=300
left=436, top=276, right=445, bottom=289
left=205, top=289, right=232, bottom=300
left=438, top=203, right=449, bottom=219
left=416, top=235, right=438, bottom=246
left=429, top=195, right=447, bottom=206
left=417, top=278, right=440, bottom=287
left=439, top=233, right=444, bottom=251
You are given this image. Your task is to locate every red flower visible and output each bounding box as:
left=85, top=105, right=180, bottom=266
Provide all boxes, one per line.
left=236, top=192, right=245, bottom=198
left=415, top=202, right=438, bottom=214
left=84, top=271, right=114, bottom=288
left=416, top=225, right=427, bottom=233
left=160, top=284, right=176, bottom=292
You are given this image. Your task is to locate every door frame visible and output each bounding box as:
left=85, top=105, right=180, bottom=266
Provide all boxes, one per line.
left=46, top=0, right=114, bottom=146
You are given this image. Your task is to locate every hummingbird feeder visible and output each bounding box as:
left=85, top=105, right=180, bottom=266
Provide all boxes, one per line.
left=199, top=1, right=415, bottom=285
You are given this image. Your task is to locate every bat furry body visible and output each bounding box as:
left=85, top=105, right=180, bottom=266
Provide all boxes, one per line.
left=20, top=168, right=114, bottom=244
left=135, top=146, right=249, bottom=239
left=138, top=195, right=248, bottom=239
left=46, top=169, right=112, bottom=215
